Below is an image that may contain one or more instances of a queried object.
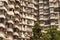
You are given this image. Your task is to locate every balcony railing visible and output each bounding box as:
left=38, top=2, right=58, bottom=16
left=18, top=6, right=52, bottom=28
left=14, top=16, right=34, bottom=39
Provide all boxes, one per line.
left=50, top=16, right=58, bottom=19
left=7, top=28, right=13, bottom=33
left=1, top=0, right=8, bottom=3
left=0, top=14, right=5, bottom=19
left=8, top=4, right=14, bottom=9
left=0, top=23, right=5, bottom=28
left=39, top=1, right=43, bottom=3
left=13, top=32, right=19, bottom=37
left=7, top=11, right=14, bottom=16
left=7, top=20, right=14, bottom=24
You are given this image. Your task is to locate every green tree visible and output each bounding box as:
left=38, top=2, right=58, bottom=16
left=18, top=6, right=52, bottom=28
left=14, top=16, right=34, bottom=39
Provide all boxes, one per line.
left=48, top=28, right=60, bottom=40
left=42, top=28, right=60, bottom=40
left=30, top=22, right=42, bottom=40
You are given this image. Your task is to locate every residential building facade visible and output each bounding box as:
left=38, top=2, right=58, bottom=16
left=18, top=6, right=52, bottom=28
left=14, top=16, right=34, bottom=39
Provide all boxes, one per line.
left=0, top=0, right=37, bottom=40
left=0, top=0, right=60, bottom=40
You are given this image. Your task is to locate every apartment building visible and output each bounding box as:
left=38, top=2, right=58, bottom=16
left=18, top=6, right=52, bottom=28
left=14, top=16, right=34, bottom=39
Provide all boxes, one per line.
left=0, top=0, right=37, bottom=40
left=0, top=0, right=60, bottom=40
left=39, top=0, right=60, bottom=30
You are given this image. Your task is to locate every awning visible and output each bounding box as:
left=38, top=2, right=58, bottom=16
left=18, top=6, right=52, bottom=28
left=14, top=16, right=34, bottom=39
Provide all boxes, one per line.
left=0, top=15, right=5, bottom=19
left=7, top=28, right=13, bottom=32
left=7, top=20, right=14, bottom=24
left=0, top=23, right=5, bottom=28
left=7, top=11, right=14, bottom=16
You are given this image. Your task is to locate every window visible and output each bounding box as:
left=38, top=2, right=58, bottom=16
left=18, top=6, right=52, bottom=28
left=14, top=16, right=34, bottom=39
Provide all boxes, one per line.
left=23, top=25, right=25, bottom=30
left=39, top=9, right=43, bottom=12
left=0, top=37, right=3, bottom=40
left=51, top=14, right=54, bottom=16
left=0, top=10, right=6, bottom=15
left=27, top=20, right=32, bottom=24
left=2, top=1, right=7, bottom=7
left=50, top=7, right=54, bottom=11
left=9, top=16, right=13, bottom=19
left=40, top=15, right=44, bottom=18
left=7, top=23, right=13, bottom=28
left=54, top=7, right=60, bottom=12
left=9, top=8, right=14, bottom=11
left=0, top=18, right=4, bottom=23
left=14, top=28, right=19, bottom=32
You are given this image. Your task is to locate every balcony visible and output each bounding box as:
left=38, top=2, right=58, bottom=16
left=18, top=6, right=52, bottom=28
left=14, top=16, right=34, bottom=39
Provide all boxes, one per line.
left=14, top=25, right=20, bottom=30
left=55, top=24, right=59, bottom=26
left=50, top=11, right=54, bottom=13
left=54, top=3, right=59, bottom=8
left=49, top=3, right=54, bottom=7
left=33, top=5, right=37, bottom=10
left=5, top=37, right=13, bottom=40
left=8, top=4, right=14, bottom=9
left=39, top=6, right=43, bottom=9
left=39, top=12, right=44, bottom=15
left=22, top=28, right=26, bottom=31
left=15, top=5, right=20, bottom=8
left=1, top=0, right=8, bottom=3
left=28, top=4, right=31, bottom=8
left=44, top=6, right=49, bottom=9
left=0, top=15, right=5, bottom=19
left=32, top=0, right=37, bottom=4
left=44, top=18, right=49, bottom=20
left=13, top=32, right=19, bottom=37
left=51, top=22, right=55, bottom=25
left=49, top=0, right=57, bottom=2
left=14, top=11, right=20, bottom=15
left=27, top=28, right=32, bottom=32
left=0, top=32, right=5, bottom=38
left=40, top=24, right=44, bottom=26
left=15, top=18, right=19, bottom=22
left=16, top=0, right=20, bottom=2
left=7, top=20, right=14, bottom=24
left=44, top=25, right=50, bottom=27
left=40, top=17, right=48, bottom=20
left=39, top=1, right=43, bottom=3
left=0, top=23, right=5, bottom=28
left=39, top=18, right=44, bottom=20
left=7, top=28, right=13, bottom=33
left=50, top=16, right=58, bottom=19
left=24, top=0, right=28, bottom=1
left=10, top=0, right=15, bottom=2
left=0, top=6, right=7, bottom=11
left=0, top=2, right=3, bottom=7
left=21, top=34, right=25, bottom=38
left=44, top=13, right=49, bottom=15
left=7, top=11, right=14, bottom=16
left=22, top=2, right=26, bottom=6
left=23, top=8, right=26, bottom=12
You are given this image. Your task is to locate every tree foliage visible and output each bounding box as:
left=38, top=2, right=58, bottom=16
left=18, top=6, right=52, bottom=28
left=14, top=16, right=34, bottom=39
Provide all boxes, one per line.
left=30, top=22, right=42, bottom=40
left=30, top=22, right=60, bottom=40
left=42, top=28, right=60, bottom=40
